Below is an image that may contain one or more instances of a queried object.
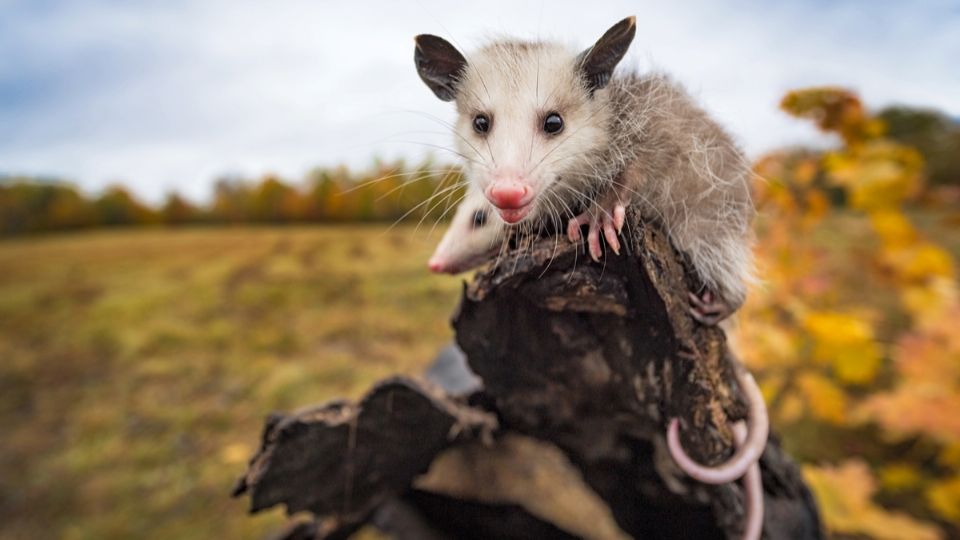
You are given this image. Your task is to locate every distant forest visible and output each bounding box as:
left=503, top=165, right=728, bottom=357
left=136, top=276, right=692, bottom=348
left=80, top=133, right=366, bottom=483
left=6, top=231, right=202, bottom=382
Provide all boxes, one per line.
left=1, top=105, right=958, bottom=236
left=0, top=161, right=466, bottom=235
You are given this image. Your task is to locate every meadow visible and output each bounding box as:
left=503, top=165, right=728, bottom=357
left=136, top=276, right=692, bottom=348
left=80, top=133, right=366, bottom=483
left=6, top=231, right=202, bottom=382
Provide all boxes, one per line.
left=2, top=219, right=959, bottom=539
left=0, top=225, right=462, bottom=539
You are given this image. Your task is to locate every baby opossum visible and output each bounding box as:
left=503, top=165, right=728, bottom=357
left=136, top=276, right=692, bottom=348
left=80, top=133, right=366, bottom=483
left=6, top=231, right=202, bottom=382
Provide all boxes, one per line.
left=415, top=16, right=755, bottom=323
left=428, top=187, right=505, bottom=274
left=416, top=17, right=766, bottom=538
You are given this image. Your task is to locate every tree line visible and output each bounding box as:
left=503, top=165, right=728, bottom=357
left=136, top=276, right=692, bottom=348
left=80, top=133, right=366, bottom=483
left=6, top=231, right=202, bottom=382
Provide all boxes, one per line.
left=1, top=105, right=957, bottom=237
left=0, top=162, right=465, bottom=236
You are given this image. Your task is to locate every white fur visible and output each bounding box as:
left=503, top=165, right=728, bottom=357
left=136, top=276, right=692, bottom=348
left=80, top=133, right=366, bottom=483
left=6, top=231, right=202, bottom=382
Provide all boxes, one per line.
left=431, top=36, right=755, bottom=307
left=429, top=187, right=506, bottom=274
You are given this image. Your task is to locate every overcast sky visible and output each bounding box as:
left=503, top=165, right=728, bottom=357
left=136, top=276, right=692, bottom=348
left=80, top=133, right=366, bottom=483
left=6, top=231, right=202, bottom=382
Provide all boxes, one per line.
left=1, top=0, right=958, bottom=202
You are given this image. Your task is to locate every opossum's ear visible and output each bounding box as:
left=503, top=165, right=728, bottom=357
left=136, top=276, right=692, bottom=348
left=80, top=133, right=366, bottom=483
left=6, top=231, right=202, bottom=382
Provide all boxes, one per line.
left=577, top=16, right=636, bottom=93
left=414, top=34, right=467, bottom=102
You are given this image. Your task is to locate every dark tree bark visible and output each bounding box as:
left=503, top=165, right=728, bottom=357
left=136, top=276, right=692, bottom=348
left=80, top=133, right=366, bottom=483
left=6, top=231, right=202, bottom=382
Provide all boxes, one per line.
left=233, top=212, right=822, bottom=539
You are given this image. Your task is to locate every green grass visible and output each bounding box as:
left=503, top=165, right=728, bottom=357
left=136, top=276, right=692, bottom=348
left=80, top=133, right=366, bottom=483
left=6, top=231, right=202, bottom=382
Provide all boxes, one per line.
left=0, top=225, right=463, bottom=540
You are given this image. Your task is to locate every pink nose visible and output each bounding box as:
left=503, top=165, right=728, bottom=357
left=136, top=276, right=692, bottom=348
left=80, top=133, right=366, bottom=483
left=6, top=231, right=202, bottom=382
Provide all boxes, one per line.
left=487, top=183, right=530, bottom=209
left=428, top=256, right=446, bottom=273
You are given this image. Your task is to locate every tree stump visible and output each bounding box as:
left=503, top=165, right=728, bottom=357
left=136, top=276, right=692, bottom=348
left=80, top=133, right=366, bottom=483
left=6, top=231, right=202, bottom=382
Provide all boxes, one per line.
left=233, top=211, right=823, bottom=539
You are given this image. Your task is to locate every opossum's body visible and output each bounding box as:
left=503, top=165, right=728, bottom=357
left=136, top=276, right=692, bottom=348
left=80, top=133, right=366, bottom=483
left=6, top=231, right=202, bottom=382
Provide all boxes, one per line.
left=416, top=19, right=764, bottom=538
left=416, top=18, right=754, bottom=311
left=598, top=73, right=755, bottom=308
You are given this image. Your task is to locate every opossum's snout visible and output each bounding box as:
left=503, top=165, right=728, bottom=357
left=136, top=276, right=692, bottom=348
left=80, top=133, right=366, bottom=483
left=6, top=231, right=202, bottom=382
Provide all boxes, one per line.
left=428, top=241, right=467, bottom=274
left=485, top=172, right=536, bottom=224
left=427, top=254, right=451, bottom=274
left=428, top=240, right=494, bottom=274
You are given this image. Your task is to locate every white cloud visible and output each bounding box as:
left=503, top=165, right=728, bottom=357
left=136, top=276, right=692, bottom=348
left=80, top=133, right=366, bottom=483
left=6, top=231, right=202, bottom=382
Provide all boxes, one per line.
left=0, top=0, right=957, bottom=202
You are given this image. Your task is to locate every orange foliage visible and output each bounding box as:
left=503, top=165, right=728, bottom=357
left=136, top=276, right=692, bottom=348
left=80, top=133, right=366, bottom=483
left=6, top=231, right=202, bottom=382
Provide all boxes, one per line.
left=803, top=460, right=942, bottom=540
left=739, top=87, right=960, bottom=536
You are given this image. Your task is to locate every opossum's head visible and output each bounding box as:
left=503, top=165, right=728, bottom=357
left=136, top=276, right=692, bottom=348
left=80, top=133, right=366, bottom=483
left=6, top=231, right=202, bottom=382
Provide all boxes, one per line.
left=415, top=17, right=636, bottom=225
left=428, top=189, right=504, bottom=274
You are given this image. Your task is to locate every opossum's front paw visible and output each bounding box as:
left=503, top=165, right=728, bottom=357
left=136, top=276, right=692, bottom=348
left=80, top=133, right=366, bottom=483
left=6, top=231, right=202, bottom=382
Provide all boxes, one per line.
left=688, top=290, right=732, bottom=326
left=566, top=200, right=627, bottom=262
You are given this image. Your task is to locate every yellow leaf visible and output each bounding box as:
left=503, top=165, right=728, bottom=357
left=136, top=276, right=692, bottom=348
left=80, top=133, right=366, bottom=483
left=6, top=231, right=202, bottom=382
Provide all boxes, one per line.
left=794, top=158, right=819, bottom=186
left=797, top=372, right=849, bottom=424
left=901, top=277, right=958, bottom=327
left=870, top=210, right=916, bottom=248
left=927, top=475, right=960, bottom=522
left=777, top=392, right=805, bottom=425
left=780, top=87, right=870, bottom=144
left=825, top=141, right=924, bottom=210
left=803, top=190, right=831, bottom=224
left=859, top=305, right=960, bottom=442
left=737, top=321, right=800, bottom=370
left=804, top=460, right=943, bottom=540
left=803, top=311, right=883, bottom=385
left=879, top=464, right=922, bottom=492
left=939, top=442, right=960, bottom=469
left=902, top=245, right=955, bottom=281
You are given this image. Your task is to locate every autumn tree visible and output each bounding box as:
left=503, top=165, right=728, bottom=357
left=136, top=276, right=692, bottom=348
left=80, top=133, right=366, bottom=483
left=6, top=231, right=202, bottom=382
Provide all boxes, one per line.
left=161, top=193, right=201, bottom=225
left=740, top=87, right=959, bottom=539
left=879, top=106, right=960, bottom=191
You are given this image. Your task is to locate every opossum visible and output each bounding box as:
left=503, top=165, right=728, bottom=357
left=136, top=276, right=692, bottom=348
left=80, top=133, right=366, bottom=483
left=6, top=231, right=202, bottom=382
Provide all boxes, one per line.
left=415, top=16, right=755, bottom=324
left=428, top=187, right=505, bottom=274
left=415, top=17, right=765, bottom=538
left=430, top=188, right=768, bottom=540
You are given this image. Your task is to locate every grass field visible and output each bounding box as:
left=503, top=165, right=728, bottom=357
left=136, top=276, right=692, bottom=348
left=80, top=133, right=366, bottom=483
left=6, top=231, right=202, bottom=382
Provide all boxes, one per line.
left=2, top=215, right=959, bottom=539
left=0, top=225, right=462, bottom=539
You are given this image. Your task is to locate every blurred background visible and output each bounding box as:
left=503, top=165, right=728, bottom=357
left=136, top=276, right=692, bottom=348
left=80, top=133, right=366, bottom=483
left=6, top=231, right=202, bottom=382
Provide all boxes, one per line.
left=1, top=1, right=958, bottom=538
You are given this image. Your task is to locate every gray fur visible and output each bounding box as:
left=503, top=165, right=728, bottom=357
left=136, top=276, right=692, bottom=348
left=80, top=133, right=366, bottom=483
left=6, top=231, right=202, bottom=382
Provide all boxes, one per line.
left=416, top=20, right=755, bottom=308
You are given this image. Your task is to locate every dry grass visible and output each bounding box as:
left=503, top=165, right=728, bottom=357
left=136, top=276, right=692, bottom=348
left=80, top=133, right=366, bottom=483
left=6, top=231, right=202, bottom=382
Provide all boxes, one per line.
left=0, top=225, right=462, bottom=539
left=1, top=212, right=957, bottom=539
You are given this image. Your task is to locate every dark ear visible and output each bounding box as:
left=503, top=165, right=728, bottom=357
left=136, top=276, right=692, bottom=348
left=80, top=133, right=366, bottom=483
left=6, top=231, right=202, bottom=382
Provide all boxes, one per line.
left=414, top=34, right=467, bottom=102
left=577, top=16, right=636, bottom=93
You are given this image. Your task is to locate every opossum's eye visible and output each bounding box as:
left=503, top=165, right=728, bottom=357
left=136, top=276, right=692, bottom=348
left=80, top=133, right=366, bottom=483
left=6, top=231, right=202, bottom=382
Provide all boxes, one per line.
left=471, top=209, right=487, bottom=229
left=473, top=114, right=491, bottom=134
left=543, top=113, right=563, bottom=135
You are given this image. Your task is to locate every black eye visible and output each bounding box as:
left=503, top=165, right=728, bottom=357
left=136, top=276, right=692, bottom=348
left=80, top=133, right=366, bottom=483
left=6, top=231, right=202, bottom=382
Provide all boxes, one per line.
left=471, top=209, right=487, bottom=229
left=543, top=112, right=563, bottom=134
left=473, top=114, right=490, bottom=134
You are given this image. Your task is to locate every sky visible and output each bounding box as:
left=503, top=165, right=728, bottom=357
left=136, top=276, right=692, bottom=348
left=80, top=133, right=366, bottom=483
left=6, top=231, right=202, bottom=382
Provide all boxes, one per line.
left=1, top=0, right=958, bottom=203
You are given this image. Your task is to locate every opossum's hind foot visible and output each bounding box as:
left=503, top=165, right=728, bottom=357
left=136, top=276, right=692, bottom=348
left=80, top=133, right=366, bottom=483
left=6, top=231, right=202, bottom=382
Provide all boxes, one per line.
left=689, top=290, right=732, bottom=326
left=566, top=197, right=627, bottom=262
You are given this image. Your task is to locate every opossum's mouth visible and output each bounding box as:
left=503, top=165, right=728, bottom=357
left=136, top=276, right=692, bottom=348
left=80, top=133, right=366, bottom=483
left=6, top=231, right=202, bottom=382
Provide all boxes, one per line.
left=496, top=204, right=532, bottom=224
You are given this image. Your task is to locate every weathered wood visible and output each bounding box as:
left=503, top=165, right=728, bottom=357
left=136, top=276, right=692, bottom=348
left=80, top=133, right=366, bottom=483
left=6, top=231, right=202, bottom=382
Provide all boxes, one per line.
left=450, top=214, right=740, bottom=537
left=232, top=377, right=496, bottom=529
left=234, top=211, right=822, bottom=539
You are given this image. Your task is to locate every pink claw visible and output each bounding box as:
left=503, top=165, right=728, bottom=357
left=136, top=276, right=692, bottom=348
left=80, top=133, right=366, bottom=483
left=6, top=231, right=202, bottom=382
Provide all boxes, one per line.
left=689, top=290, right=733, bottom=326
left=567, top=213, right=589, bottom=242
left=666, top=370, right=768, bottom=484
left=603, top=217, right=620, bottom=256
left=587, top=220, right=602, bottom=261
left=612, top=204, right=626, bottom=234
left=566, top=201, right=627, bottom=261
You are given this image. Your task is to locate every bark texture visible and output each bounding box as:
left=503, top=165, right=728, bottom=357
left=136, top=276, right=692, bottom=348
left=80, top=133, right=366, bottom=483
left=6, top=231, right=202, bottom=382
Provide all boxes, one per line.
left=234, top=212, right=823, bottom=539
